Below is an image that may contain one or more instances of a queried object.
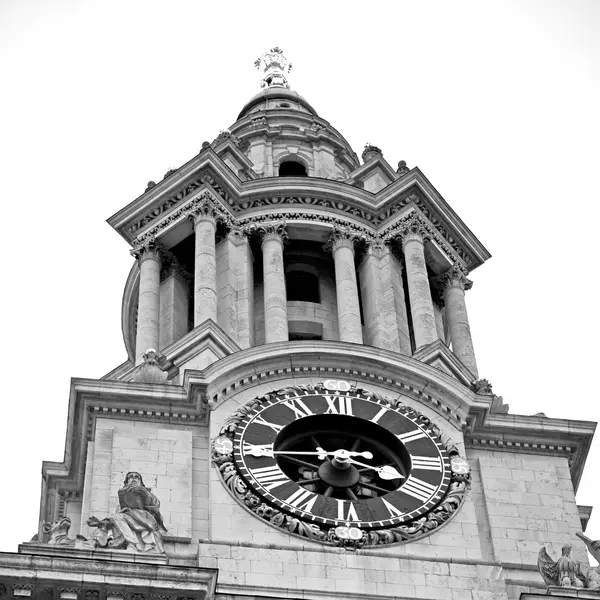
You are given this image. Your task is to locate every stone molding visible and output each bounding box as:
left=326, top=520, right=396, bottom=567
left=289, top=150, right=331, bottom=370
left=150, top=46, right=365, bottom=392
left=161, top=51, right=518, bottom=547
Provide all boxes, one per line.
left=0, top=549, right=217, bottom=599
left=113, top=154, right=485, bottom=268
left=129, top=187, right=466, bottom=275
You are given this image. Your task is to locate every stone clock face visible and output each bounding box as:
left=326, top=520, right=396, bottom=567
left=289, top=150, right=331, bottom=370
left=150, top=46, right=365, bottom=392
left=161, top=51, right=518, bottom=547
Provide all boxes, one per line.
left=213, top=380, right=471, bottom=548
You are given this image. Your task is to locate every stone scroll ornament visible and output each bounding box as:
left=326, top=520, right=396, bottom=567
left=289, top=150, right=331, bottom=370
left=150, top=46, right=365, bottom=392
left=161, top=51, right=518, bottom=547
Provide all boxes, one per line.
left=211, top=381, right=471, bottom=549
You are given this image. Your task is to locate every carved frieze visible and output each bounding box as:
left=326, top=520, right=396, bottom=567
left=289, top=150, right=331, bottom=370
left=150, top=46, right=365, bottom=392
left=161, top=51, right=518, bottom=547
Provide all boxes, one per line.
left=127, top=173, right=476, bottom=266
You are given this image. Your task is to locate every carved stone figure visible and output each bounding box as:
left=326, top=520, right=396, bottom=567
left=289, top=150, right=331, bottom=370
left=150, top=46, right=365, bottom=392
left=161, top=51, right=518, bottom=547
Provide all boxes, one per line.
left=38, top=516, right=94, bottom=549
left=537, top=544, right=600, bottom=589
left=132, top=348, right=168, bottom=384
left=87, top=472, right=167, bottom=553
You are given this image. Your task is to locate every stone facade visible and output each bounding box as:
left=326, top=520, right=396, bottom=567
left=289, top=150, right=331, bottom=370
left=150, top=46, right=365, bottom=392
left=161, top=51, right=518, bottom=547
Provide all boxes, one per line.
left=0, top=49, right=595, bottom=600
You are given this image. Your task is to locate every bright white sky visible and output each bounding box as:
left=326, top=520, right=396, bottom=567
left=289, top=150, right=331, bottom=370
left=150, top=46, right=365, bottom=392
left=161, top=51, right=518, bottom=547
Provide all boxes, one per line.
left=0, top=0, right=598, bottom=553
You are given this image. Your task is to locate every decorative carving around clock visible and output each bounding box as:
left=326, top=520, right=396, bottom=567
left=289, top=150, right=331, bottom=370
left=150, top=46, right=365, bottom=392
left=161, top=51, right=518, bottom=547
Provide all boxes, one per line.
left=212, top=380, right=471, bottom=548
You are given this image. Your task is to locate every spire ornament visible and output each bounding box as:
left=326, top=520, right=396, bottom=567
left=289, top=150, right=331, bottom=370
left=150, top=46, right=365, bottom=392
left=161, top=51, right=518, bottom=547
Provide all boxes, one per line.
left=254, top=47, right=292, bottom=89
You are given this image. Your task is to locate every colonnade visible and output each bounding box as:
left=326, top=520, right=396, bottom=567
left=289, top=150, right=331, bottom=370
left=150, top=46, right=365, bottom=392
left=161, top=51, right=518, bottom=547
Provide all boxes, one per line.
left=132, top=214, right=478, bottom=378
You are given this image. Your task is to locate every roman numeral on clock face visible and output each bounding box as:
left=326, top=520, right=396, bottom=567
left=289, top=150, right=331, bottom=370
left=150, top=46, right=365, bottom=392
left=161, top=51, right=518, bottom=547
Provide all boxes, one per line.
left=253, top=414, right=283, bottom=433
left=370, top=406, right=388, bottom=424
left=336, top=499, right=359, bottom=521
left=324, top=395, right=353, bottom=415
left=396, top=429, right=428, bottom=444
left=242, top=442, right=274, bottom=457
left=400, top=476, right=438, bottom=502
left=411, top=456, right=442, bottom=471
left=284, top=488, right=318, bottom=513
left=381, top=497, right=404, bottom=518
left=250, top=465, right=290, bottom=491
left=281, top=398, right=313, bottom=420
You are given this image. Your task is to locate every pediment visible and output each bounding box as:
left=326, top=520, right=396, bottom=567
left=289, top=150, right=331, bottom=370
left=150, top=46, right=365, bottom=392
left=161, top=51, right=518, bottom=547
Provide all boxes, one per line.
left=412, top=339, right=476, bottom=386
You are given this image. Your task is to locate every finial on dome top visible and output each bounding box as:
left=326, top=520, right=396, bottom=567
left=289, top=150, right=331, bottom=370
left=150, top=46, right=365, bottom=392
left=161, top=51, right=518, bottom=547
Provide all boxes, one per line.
left=254, top=47, right=292, bottom=89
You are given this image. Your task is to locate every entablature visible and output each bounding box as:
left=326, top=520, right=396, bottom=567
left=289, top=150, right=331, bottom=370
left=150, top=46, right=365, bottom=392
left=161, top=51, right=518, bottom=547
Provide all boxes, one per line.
left=109, top=150, right=490, bottom=271
left=466, top=399, right=596, bottom=490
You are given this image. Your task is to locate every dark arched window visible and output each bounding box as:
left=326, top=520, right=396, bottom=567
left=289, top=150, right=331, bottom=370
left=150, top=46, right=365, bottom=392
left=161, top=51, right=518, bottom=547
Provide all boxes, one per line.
left=286, top=269, right=320, bottom=303
left=279, top=160, right=307, bottom=177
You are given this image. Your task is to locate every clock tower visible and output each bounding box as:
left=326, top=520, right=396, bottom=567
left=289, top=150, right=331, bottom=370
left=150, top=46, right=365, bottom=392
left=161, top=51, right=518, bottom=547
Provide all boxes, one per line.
left=0, top=49, right=596, bottom=600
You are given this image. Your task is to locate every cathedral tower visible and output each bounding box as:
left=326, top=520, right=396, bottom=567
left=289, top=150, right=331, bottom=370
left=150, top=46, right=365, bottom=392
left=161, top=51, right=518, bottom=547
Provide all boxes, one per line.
left=0, top=49, right=595, bottom=600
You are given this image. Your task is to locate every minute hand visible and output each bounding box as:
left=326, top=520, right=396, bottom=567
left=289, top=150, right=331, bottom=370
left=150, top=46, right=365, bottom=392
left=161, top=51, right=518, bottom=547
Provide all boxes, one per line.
left=348, top=457, right=405, bottom=480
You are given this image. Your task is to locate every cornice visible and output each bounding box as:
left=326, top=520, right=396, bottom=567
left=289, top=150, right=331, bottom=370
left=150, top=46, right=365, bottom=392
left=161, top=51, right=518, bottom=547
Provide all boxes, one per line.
left=466, top=399, right=596, bottom=490
left=107, top=153, right=489, bottom=270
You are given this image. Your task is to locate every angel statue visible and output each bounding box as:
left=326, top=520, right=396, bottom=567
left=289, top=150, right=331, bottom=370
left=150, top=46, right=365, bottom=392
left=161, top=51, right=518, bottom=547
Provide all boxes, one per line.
left=537, top=544, right=600, bottom=589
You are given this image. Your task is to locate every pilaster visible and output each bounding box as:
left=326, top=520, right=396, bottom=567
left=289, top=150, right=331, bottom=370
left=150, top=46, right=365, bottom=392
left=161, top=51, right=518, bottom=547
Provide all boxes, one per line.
left=216, top=226, right=255, bottom=348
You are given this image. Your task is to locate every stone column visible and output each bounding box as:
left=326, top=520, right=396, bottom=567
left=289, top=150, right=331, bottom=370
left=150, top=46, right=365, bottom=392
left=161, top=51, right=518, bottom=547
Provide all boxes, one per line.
left=400, top=218, right=438, bottom=349
left=132, top=240, right=162, bottom=364
left=440, top=265, right=479, bottom=378
left=329, top=229, right=363, bottom=344
left=388, top=250, right=412, bottom=355
left=259, top=223, right=288, bottom=343
left=190, top=206, right=218, bottom=327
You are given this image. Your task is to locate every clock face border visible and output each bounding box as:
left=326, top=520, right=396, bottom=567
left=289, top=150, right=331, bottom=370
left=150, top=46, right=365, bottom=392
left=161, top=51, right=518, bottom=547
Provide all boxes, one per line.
left=212, top=381, right=472, bottom=549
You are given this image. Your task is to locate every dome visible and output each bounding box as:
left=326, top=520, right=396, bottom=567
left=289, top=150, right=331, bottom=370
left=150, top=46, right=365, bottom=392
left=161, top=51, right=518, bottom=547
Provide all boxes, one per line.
left=237, top=86, right=318, bottom=120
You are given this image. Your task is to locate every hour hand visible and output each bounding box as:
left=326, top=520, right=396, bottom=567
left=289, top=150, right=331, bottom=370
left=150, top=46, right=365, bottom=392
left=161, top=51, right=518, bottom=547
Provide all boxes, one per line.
left=348, top=457, right=405, bottom=480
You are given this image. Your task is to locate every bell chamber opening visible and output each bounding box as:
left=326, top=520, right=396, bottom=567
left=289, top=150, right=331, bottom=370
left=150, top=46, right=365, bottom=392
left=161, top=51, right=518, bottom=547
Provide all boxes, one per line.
left=279, top=160, right=308, bottom=177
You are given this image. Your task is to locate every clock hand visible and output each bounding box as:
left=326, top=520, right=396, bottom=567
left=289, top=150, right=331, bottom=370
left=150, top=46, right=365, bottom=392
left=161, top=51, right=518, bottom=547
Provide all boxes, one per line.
left=347, top=457, right=405, bottom=480
left=244, top=445, right=373, bottom=460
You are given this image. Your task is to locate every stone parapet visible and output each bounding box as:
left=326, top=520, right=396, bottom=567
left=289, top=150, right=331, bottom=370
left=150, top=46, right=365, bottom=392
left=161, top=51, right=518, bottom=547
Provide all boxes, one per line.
left=0, top=548, right=217, bottom=599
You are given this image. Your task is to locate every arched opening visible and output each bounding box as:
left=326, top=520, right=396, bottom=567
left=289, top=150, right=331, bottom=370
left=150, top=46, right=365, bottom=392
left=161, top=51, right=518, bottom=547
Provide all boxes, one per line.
left=286, top=264, right=320, bottom=303
left=279, top=160, right=308, bottom=177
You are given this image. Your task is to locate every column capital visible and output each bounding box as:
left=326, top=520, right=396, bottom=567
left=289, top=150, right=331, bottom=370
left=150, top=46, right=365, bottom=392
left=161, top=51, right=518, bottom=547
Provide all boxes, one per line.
left=249, top=221, right=288, bottom=247
left=130, top=238, right=163, bottom=263
left=383, top=213, right=431, bottom=246
left=227, top=225, right=250, bottom=246
left=436, top=265, right=473, bottom=293
left=325, top=227, right=361, bottom=254
left=160, top=256, right=192, bottom=283
left=400, top=213, right=430, bottom=244
left=187, top=193, right=230, bottom=227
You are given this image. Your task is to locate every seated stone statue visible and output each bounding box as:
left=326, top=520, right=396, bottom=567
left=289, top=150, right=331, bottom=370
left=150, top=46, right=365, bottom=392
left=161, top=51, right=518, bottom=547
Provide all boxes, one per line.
left=87, top=471, right=168, bottom=553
